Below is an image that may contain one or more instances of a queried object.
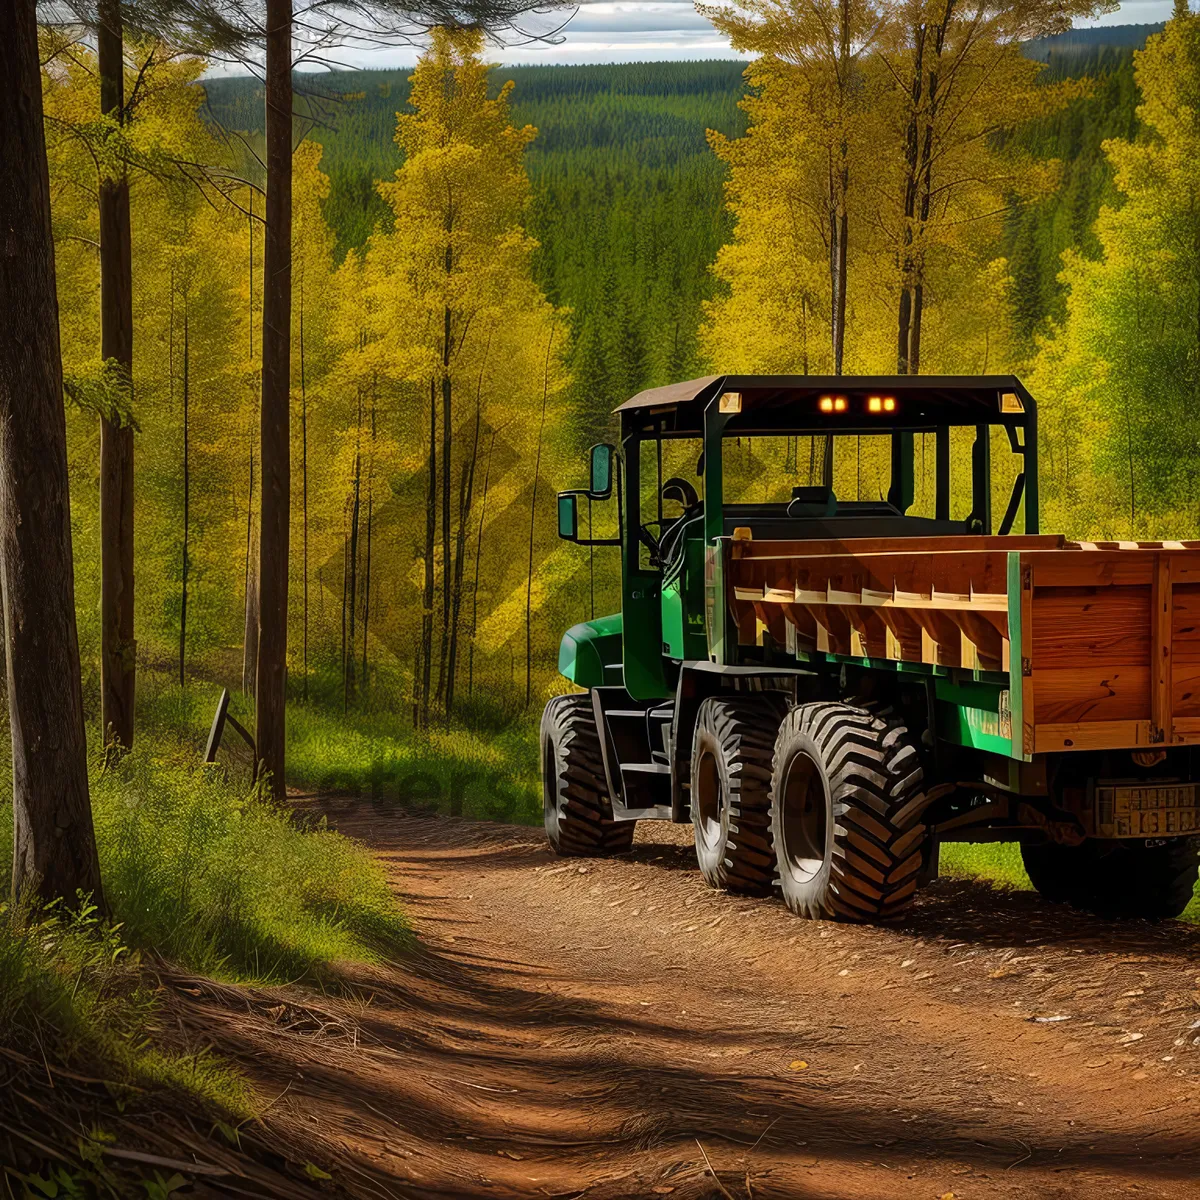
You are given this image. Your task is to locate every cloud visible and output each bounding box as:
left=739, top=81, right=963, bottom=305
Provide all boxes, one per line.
left=277, top=0, right=1174, bottom=72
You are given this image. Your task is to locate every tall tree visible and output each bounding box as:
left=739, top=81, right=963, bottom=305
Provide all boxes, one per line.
left=96, top=0, right=137, bottom=751
left=1030, top=8, right=1200, bottom=538
left=703, top=0, right=886, bottom=373
left=883, top=0, right=1105, bottom=373
left=255, top=0, right=292, bottom=800
left=1, top=0, right=104, bottom=907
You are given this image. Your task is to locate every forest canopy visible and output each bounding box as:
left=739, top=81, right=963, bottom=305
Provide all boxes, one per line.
left=40, top=15, right=1200, bottom=738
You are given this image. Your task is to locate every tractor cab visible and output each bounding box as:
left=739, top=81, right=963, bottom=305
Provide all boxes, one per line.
left=557, top=375, right=1038, bottom=701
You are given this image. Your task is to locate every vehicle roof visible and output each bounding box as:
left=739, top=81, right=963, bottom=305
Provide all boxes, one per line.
left=614, top=374, right=1035, bottom=420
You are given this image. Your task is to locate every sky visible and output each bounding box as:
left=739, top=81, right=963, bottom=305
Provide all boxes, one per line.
left=297, top=0, right=1177, bottom=71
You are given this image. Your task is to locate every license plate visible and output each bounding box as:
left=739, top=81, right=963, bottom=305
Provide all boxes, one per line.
left=1094, top=783, right=1200, bottom=838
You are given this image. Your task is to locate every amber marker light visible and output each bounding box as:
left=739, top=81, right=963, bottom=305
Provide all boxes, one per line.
left=819, top=396, right=834, bottom=413
left=867, top=396, right=883, bottom=413
left=833, top=396, right=847, bottom=412
left=883, top=396, right=896, bottom=412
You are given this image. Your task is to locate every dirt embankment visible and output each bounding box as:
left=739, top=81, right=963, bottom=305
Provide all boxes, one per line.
left=176, top=801, right=1200, bottom=1200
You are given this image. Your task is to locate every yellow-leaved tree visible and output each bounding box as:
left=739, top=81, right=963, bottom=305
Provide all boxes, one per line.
left=1030, top=7, right=1200, bottom=540
left=345, top=29, right=569, bottom=726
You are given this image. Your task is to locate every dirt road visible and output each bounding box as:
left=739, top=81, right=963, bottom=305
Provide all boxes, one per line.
left=183, top=801, right=1200, bottom=1200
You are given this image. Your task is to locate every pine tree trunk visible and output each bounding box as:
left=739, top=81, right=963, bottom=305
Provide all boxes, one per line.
left=340, top=504, right=348, bottom=712
left=436, top=299, right=453, bottom=709
left=361, top=387, right=375, bottom=691
left=468, top=430, right=497, bottom=697
left=446, top=339, right=489, bottom=716
left=256, top=0, right=293, bottom=802
left=421, top=376, right=437, bottom=727
left=179, top=302, right=190, bottom=688
left=242, top=446, right=257, bottom=696
left=525, top=325, right=555, bottom=708
left=346, top=412, right=361, bottom=706
left=98, top=0, right=136, bottom=752
left=300, top=270, right=308, bottom=702
left=0, top=0, right=104, bottom=908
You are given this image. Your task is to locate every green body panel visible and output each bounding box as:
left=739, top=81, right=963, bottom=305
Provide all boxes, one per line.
left=1006, top=550, right=1028, bottom=760
left=938, top=698, right=1013, bottom=756
left=557, top=613, right=623, bottom=689
left=662, top=535, right=708, bottom=661
left=621, top=434, right=670, bottom=700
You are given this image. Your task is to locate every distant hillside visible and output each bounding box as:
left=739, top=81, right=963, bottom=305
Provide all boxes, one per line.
left=199, top=35, right=1152, bottom=418
left=203, top=61, right=748, bottom=432
left=1024, top=21, right=1162, bottom=61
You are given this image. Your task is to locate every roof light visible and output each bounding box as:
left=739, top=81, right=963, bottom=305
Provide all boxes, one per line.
left=819, top=396, right=834, bottom=413
left=867, top=396, right=883, bottom=413
left=883, top=396, right=896, bottom=412
left=834, top=396, right=847, bottom=413
left=719, top=391, right=742, bottom=414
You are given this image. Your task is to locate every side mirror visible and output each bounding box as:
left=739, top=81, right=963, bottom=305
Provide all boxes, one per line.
left=589, top=443, right=615, bottom=499
left=557, top=492, right=579, bottom=541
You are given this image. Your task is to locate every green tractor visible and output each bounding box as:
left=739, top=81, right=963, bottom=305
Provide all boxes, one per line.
left=542, top=376, right=1200, bottom=923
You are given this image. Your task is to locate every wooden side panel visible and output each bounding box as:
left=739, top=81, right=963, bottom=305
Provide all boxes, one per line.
left=1030, top=584, right=1151, bottom=725
left=1171, top=583, right=1200, bottom=717
left=725, top=537, right=1200, bottom=753
left=1025, top=549, right=1200, bottom=749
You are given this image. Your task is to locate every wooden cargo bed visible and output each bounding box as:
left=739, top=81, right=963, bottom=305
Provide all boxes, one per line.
left=725, top=534, right=1200, bottom=757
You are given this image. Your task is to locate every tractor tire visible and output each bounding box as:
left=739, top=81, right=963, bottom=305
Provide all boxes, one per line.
left=541, top=694, right=635, bottom=858
left=690, top=693, right=789, bottom=894
left=1021, top=838, right=1199, bottom=920
left=769, top=701, right=928, bottom=922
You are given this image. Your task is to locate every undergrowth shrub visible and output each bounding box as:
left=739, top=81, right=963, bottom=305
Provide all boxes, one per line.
left=0, top=896, right=248, bottom=1111
left=0, top=742, right=409, bottom=983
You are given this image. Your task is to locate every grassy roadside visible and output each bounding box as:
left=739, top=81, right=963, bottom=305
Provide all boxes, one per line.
left=0, top=689, right=410, bottom=1194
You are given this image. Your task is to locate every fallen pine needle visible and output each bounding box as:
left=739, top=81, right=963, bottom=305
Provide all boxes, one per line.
left=695, top=1137, right=736, bottom=1200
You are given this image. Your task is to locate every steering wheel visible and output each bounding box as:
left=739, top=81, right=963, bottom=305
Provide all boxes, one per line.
left=662, top=476, right=699, bottom=510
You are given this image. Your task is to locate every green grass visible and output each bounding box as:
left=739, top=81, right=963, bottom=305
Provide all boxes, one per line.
left=283, top=695, right=542, bottom=825
left=0, top=737, right=409, bottom=983
left=939, top=842, right=1035, bottom=891
left=939, top=840, right=1200, bottom=922
left=0, top=897, right=251, bottom=1113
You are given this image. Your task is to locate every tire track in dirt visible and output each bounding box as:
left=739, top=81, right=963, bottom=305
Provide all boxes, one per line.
left=181, top=801, right=1200, bottom=1200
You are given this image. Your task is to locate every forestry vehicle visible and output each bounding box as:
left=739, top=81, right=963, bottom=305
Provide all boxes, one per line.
left=542, top=376, right=1200, bottom=923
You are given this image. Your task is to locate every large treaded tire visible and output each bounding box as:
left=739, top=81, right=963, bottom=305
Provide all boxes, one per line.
left=690, top=694, right=789, bottom=894
left=770, top=701, right=928, bottom=923
left=541, top=694, right=635, bottom=857
left=1021, top=838, right=1199, bottom=920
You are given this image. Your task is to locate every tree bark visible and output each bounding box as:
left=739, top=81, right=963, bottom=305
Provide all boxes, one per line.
left=299, top=269, right=308, bottom=702
left=436, top=296, right=452, bottom=709
left=256, top=0, right=293, bottom=801
left=346, top=395, right=361, bottom=705
left=361, top=385, right=375, bottom=691
left=446, top=335, right=489, bottom=716
left=525, top=325, right=555, bottom=708
left=242, top=445, right=257, bottom=696
left=0, top=0, right=104, bottom=908
left=468, top=429, right=497, bottom=697
left=421, top=376, right=437, bottom=727
left=179, top=301, right=190, bottom=687
left=98, top=0, right=136, bottom=752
